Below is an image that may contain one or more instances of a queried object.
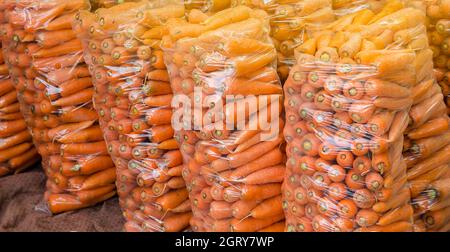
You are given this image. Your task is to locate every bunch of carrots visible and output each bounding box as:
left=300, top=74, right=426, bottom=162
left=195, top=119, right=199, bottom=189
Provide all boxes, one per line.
left=163, top=6, right=286, bottom=232
left=0, top=6, right=40, bottom=177
left=423, top=0, right=450, bottom=114
left=76, top=0, right=191, bottom=232
left=0, top=0, right=116, bottom=214
left=282, top=0, right=429, bottom=232
left=233, top=0, right=335, bottom=81
left=404, top=0, right=450, bottom=233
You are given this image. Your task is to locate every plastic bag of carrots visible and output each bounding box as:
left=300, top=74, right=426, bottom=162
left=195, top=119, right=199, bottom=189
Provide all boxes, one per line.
left=163, top=5, right=286, bottom=232
left=282, top=0, right=429, bottom=232
left=76, top=0, right=192, bottom=232
left=422, top=0, right=450, bottom=115
left=0, top=4, right=40, bottom=177
left=0, top=0, right=116, bottom=214
left=403, top=0, right=450, bottom=233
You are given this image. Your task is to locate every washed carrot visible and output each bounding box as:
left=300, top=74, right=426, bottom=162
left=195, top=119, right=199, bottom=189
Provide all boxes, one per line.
left=377, top=204, right=413, bottom=226
left=423, top=207, right=450, bottom=229
left=61, top=141, right=107, bottom=156
left=58, top=125, right=104, bottom=144
left=356, top=209, right=379, bottom=227
left=155, top=188, right=189, bottom=211
left=357, top=221, right=413, bottom=232
left=407, top=145, right=450, bottom=180
left=373, top=188, right=410, bottom=213
left=75, top=184, right=115, bottom=203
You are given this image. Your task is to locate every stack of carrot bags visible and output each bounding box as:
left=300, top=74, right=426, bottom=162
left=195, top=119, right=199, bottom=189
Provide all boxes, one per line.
left=283, top=0, right=428, bottom=232
left=424, top=0, right=449, bottom=114
left=0, top=4, right=40, bottom=177
left=76, top=0, right=192, bottom=232
left=0, top=0, right=116, bottom=214
left=163, top=5, right=286, bottom=232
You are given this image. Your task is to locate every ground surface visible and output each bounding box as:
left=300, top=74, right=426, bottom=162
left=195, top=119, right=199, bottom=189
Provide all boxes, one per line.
left=0, top=167, right=123, bottom=232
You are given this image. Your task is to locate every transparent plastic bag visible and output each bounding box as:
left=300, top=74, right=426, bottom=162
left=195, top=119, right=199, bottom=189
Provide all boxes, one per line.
left=403, top=0, right=450, bottom=232
left=0, top=3, right=40, bottom=177
left=282, top=1, right=426, bottom=232
left=76, top=0, right=191, bottom=232
left=163, top=6, right=286, bottom=232
left=0, top=0, right=116, bottom=214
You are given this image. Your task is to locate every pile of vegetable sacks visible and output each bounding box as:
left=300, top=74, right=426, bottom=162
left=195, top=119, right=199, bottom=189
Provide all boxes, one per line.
left=282, top=0, right=427, bottom=232
left=77, top=0, right=192, bottom=232
left=0, top=0, right=116, bottom=214
left=0, top=4, right=40, bottom=177
left=164, top=5, right=286, bottom=232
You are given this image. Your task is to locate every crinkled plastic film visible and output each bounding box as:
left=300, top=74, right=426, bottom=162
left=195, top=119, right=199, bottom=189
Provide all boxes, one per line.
left=163, top=6, right=286, bottom=232
left=0, top=2, right=40, bottom=177
left=0, top=0, right=116, bottom=214
left=402, top=0, right=450, bottom=232
left=76, top=0, right=192, bottom=232
left=282, top=0, right=425, bottom=232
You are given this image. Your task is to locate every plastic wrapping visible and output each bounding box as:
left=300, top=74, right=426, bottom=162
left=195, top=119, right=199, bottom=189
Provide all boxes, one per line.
left=403, top=0, right=450, bottom=232
left=76, top=0, right=191, bottom=232
left=282, top=0, right=426, bottom=232
left=0, top=0, right=116, bottom=214
left=163, top=6, right=286, bottom=232
left=0, top=4, right=40, bottom=177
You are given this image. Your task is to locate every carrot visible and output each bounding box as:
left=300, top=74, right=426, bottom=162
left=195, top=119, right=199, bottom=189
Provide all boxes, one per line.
left=58, top=77, right=93, bottom=97
left=408, top=132, right=450, bottom=159
left=356, top=221, right=413, bottom=232
left=209, top=201, right=233, bottom=220
left=423, top=207, right=450, bottom=230
left=373, top=97, right=412, bottom=110
left=52, top=88, right=94, bottom=107
left=408, top=116, right=449, bottom=140
left=425, top=178, right=450, bottom=203
left=0, top=90, right=17, bottom=108
left=373, top=188, right=410, bottom=213
left=75, top=156, right=114, bottom=176
left=0, top=131, right=31, bottom=151
left=61, top=141, right=107, bottom=156
left=47, top=194, right=88, bottom=214
left=240, top=165, right=284, bottom=185
left=377, top=204, right=413, bottom=226
left=259, top=221, right=285, bottom=232
left=407, top=145, right=450, bottom=180
left=230, top=214, right=284, bottom=232
left=356, top=209, right=379, bottom=227
left=240, top=183, right=281, bottom=202
left=45, top=12, right=74, bottom=30
left=410, top=93, right=447, bottom=127
left=365, top=78, right=411, bottom=98
left=155, top=188, right=189, bottom=211
left=409, top=164, right=448, bottom=198
left=35, top=29, right=75, bottom=48
left=58, top=125, right=104, bottom=144
left=75, top=184, right=115, bottom=203
left=146, top=108, right=172, bottom=126
left=162, top=212, right=192, bottom=232
left=388, top=110, right=409, bottom=142
left=8, top=148, right=39, bottom=170
left=0, top=119, right=27, bottom=138
left=47, top=66, right=90, bottom=84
